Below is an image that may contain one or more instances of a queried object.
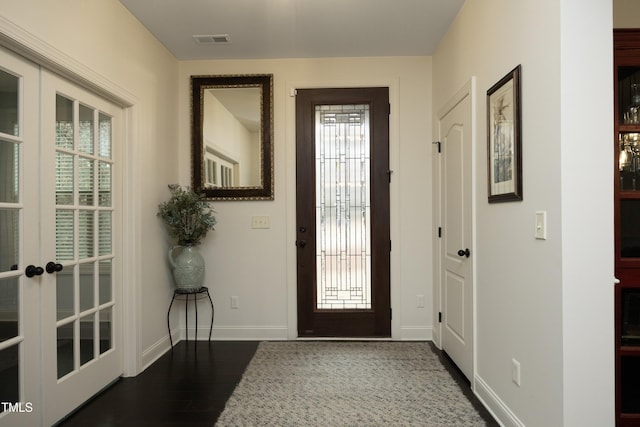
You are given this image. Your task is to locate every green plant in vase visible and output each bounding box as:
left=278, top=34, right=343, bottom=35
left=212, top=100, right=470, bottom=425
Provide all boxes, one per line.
left=157, top=184, right=216, bottom=290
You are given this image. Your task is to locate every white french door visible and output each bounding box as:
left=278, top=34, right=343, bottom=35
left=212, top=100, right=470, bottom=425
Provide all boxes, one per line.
left=0, top=45, right=41, bottom=427
left=0, top=47, right=122, bottom=426
left=40, top=69, right=122, bottom=425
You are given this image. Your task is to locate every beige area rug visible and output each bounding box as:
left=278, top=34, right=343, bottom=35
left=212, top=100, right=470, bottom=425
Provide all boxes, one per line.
left=215, top=341, right=494, bottom=426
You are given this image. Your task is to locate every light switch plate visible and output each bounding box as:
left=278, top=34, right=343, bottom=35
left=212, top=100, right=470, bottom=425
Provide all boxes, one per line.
left=535, top=211, right=547, bottom=240
left=251, top=216, right=270, bottom=229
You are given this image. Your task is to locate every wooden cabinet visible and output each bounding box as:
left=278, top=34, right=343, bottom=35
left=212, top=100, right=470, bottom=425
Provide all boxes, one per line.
left=615, top=29, right=640, bottom=427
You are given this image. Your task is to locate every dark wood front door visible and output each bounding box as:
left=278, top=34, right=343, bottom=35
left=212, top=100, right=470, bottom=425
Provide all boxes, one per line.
left=296, top=87, right=391, bottom=337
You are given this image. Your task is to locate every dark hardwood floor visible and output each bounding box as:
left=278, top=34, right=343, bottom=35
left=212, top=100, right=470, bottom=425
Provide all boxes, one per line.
left=57, top=340, right=497, bottom=427
left=57, top=341, right=259, bottom=427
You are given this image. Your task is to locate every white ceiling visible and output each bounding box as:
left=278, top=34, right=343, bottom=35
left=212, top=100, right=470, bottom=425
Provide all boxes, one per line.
left=118, top=0, right=466, bottom=60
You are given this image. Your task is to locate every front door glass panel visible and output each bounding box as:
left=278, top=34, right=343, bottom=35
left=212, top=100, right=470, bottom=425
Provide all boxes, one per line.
left=315, top=104, right=371, bottom=310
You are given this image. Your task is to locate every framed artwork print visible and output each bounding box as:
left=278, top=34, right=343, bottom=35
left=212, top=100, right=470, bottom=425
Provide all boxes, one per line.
left=487, top=65, right=522, bottom=203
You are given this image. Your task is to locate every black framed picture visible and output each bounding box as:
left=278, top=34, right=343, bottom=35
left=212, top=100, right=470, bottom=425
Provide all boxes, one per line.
left=487, top=65, right=522, bottom=203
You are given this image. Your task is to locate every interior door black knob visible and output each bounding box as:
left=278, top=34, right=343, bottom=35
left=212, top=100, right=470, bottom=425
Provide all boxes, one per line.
left=25, top=265, right=44, bottom=277
left=296, top=240, right=307, bottom=248
left=457, top=248, right=471, bottom=258
left=46, top=262, right=64, bottom=274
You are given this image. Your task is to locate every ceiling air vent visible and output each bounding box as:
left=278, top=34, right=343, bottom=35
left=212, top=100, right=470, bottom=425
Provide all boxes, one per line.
left=192, top=34, right=231, bottom=45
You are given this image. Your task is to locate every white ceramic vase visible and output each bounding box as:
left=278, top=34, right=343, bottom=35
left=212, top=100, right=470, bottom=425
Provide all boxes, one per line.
left=168, top=244, right=205, bottom=291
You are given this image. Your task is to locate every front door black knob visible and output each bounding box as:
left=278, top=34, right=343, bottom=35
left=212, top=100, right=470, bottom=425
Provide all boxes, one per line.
left=25, top=265, right=44, bottom=277
left=46, top=262, right=64, bottom=274
left=457, top=248, right=471, bottom=258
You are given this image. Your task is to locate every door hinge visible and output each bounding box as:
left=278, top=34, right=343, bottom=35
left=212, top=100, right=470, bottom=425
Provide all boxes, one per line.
left=388, top=103, right=391, bottom=115
left=390, top=307, right=392, bottom=320
left=290, top=88, right=298, bottom=97
left=438, top=227, right=442, bottom=238
left=387, top=169, right=393, bottom=183
left=433, top=141, right=441, bottom=153
left=438, top=312, right=442, bottom=323
left=389, top=240, right=392, bottom=251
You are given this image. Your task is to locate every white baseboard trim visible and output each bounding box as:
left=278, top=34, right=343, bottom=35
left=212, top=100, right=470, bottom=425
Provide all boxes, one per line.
left=399, top=326, right=433, bottom=341
left=140, top=333, right=174, bottom=373
left=432, top=328, right=441, bottom=349
left=474, top=374, right=524, bottom=427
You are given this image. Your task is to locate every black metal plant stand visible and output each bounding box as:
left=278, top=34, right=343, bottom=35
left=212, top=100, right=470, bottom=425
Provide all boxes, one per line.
left=167, top=286, right=214, bottom=349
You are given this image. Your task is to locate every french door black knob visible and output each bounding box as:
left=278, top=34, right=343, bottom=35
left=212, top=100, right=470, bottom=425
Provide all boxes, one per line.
left=25, top=265, right=44, bottom=277
left=46, top=262, right=64, bottom=274
left=457, top=248, right=471, bottom=258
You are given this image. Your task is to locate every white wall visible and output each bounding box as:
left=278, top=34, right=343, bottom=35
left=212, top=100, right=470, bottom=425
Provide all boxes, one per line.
left=178, top=57, right=433, bottom=341
left=433, top=0, right=614, bottom=425
left=0, top=0, right=180, bottom=372
left=561, top=1, right=614, bottom=425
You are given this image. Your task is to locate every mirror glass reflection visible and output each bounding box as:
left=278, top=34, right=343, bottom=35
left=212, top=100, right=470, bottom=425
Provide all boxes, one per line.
left=202, top=87, right=261, bottom=188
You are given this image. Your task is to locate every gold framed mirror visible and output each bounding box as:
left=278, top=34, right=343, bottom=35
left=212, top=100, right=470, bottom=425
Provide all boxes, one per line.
left=191, top=74, right=273, bottom=200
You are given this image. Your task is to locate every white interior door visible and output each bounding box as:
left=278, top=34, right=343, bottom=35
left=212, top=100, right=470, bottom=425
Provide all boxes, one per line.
left=40, top=70, right=122, bottom=426
left=0, top=47, right=122, bottom=426
left=438, top=84, right=474, bottom=381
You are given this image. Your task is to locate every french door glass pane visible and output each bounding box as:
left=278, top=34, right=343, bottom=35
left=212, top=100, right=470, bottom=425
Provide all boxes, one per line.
left=0, top=140, right=19, bottom=203
left=79, top=211, right=94, bottom=259
left=79, top=263, right=94, bottom=312
left=0, top=345, right=19, bottom=412
left=56, top=95, right=74, bottom=149
left=79, top=314, right=94, bottom=366
left=55, top=210, right=74, bottom=261
left=98, top=162, right=112, bottom=207
left=0, top=209, right=19, bottom=272
left=57, top=323, right=74, bottom=379
left=98, top=113, right=111, bottom=159
left=55, top=152, right=74, bottom=205
left=0, top=70, right=19, bottom=136
left=99, top=260, right=111, bottom=305
left=0, top=277, right=18, bottom=342
left=78, top=157, right=94, bottom=206
left=56, top=270, right=73, bottom=321
left=78, top=104, right=94, bottom=154
left=99, top=307, right=112, bottom=354
left=315, top=104, right=371, bottom=310
left=99, top=212, right=111, bottom=256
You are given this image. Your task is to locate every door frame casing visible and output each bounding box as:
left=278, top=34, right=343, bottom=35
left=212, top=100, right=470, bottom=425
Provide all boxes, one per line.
left=433, top=77, right=477, bottom=384
left=285, top=79, right=400, bottom=339
left=295, top=87, right=391, bottom=337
